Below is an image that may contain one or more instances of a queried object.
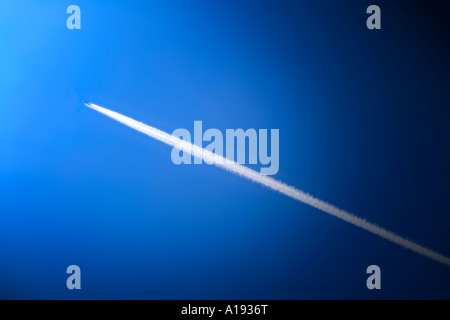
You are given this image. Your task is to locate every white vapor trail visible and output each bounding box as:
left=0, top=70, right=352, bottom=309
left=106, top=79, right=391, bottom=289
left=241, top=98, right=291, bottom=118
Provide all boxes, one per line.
left=86, top=102, right=450, bottom=267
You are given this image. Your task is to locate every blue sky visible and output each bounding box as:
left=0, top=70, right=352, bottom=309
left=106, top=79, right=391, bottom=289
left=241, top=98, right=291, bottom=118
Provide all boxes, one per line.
left=1, top=1, right=449, bottom=299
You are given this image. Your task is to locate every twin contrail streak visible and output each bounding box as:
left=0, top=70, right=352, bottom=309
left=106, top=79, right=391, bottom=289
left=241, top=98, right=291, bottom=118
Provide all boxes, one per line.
left=86, top=102, right=450, bottom=267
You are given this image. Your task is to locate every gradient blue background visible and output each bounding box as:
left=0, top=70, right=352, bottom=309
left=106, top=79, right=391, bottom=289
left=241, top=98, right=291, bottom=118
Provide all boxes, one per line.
left=1, top=0, right=449, bottom=299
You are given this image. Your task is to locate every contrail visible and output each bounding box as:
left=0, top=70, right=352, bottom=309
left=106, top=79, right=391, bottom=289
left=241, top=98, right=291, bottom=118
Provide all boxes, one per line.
left=86, top=102, right=450, bottom=267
